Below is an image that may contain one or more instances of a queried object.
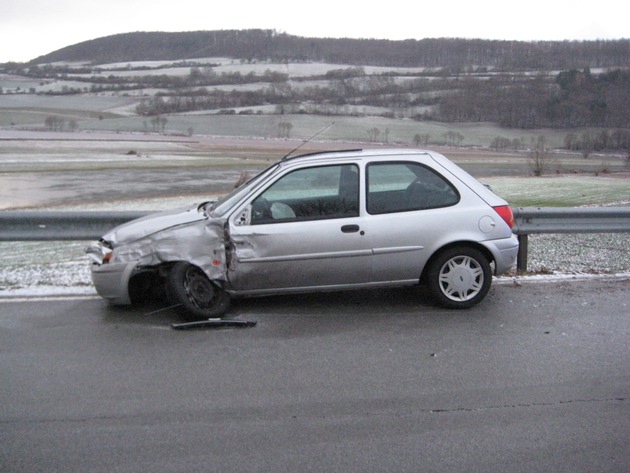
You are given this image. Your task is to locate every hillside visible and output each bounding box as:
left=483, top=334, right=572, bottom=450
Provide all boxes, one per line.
left=30, top=29, right=630, bottom=70
left=2, top=29, right=629, bottom=154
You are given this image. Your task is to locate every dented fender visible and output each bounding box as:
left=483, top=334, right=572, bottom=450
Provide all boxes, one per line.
left=90, top=205, right=230, bottom=306
left=114, top=218, right=227, bottom=281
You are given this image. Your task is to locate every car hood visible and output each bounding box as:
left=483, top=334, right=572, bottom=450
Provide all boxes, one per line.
left=103, top=204, right=206, bottom=245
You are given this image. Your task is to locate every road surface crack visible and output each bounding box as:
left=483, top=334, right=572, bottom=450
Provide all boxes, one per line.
left=430, top=397, right=625, bottom=414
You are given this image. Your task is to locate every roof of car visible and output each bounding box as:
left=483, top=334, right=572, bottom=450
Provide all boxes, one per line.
left=283, top=148, right=432, bottom=163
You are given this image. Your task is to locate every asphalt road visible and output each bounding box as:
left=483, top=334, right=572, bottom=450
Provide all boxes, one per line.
left=1, top=278, right=629, bottom=472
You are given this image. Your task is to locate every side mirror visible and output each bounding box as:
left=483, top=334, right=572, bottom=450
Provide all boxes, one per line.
left=233, top=206, right=251, bottom=226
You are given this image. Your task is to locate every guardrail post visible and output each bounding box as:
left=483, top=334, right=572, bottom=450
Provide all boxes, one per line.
left=517, top=234, right=528, bottom=272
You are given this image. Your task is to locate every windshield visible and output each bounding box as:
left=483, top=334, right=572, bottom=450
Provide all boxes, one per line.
left=210, top=164, right=279, bottom=218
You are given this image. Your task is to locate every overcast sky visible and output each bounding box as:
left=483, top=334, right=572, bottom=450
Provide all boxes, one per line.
left=1, top=0, right=627, bottom=63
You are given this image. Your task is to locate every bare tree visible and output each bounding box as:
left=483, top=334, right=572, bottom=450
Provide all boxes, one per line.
left=413, top=133, right=430, bottom=147
left=442, top=131, right=464, bottom=146
left=491, top=136, right=511, bottom=151
left=44, top=115, right=65, bottom=131
left=277, top=122, right=293, bottom=138
left=150, top=115, right=168, bottom=133
left=367, top=127, right=380, bottom=142
left=528, top=135, right=549, bottom=176
left=579, top=131, right=595, bottom=159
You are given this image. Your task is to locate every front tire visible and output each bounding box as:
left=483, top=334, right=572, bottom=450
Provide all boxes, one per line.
left=166, top=262, right=230, bottom=321
left=427, top=247, right=491, bottom=309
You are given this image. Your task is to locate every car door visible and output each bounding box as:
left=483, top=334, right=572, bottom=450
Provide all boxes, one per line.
left=225, top=163, right=373, bottom=294
left=363, top=160, right=461, bottom=283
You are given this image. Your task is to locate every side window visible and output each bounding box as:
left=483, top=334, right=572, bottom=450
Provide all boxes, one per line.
left=251, top=164, right=359, bottom=224
left=367, top=162, right=459, bottom=214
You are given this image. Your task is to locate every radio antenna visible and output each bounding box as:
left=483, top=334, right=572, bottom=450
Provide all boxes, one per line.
left=283, top=121, right=335, bottom=159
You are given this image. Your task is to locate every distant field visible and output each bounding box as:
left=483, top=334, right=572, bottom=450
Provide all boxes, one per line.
left=0, top=63, right=615, bottom=151
left=1, top=56, right=628, bottom=208
left=43, top=113, right=577, bottom=150
left=483, top=175, right=630, bottom=207
left=0, top=132, right=627, bottom=209
left=0, top=105, right=608, bottom=153
left=46, top=175, right=628, bottom=210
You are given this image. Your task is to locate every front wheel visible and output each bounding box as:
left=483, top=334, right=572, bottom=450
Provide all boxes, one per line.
left=427, top=247, right=492, bottom=309
left=166, top=262, right=230, bottom=321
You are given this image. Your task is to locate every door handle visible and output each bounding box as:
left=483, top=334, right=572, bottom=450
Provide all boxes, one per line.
left=341, top=224, right=360, bottom=233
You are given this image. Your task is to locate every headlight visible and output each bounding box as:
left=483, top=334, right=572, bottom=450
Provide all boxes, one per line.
left=86, top=240, right=113, bottom=265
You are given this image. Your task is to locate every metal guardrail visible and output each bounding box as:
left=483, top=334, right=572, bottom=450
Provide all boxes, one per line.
left=0, top=211, right=149, bottom=241
left=512, top=207, right=630, bottom=234
left=512, top=207, right=630, bottom=271
left=1, top=207, right=629, bottom=271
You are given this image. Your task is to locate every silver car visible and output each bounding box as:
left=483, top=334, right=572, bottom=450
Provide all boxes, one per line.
left=86, top=149, right=519, bottom=320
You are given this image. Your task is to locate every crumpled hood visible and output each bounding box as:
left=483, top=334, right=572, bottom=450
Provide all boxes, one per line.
left=104, top=204, right=206, bottom=245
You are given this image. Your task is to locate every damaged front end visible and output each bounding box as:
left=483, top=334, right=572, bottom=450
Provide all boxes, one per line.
left=86, top=203, right=227, bottom=306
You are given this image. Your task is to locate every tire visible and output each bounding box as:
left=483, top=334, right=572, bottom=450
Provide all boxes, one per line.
left=427, top=246, right=492, bottom=309
left=166, top=262, right=230, bottom=321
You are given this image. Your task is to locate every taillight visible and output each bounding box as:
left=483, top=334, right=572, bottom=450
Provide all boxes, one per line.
left=493, top=205, right=514, bottom=229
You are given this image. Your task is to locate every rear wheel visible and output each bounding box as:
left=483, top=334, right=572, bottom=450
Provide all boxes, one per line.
left=427, top=247, right=491, bottom=309
left=166, top=262, right=230, bottom=321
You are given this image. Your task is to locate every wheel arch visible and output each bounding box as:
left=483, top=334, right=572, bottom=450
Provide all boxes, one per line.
left=127, top=263, right=173, bottom=304
left=420, top=241, right=495, bottom=284
left=127, top=258, right=226, bottom=294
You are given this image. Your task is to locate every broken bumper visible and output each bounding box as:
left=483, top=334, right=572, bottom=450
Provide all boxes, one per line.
left=90, top=261, right=138, bottom=305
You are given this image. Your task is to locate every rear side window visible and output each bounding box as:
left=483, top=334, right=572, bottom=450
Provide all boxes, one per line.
left=367, top=162, right=459, bottom=214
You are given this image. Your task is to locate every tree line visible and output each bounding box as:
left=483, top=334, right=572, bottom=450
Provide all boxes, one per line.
left=28, top=30, right=629, bottom=71
left=15, top=62, right=628, bottom=133
left=437, top=68, right=629, bottom=128
left=132, top=67, right=629, bottom=130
